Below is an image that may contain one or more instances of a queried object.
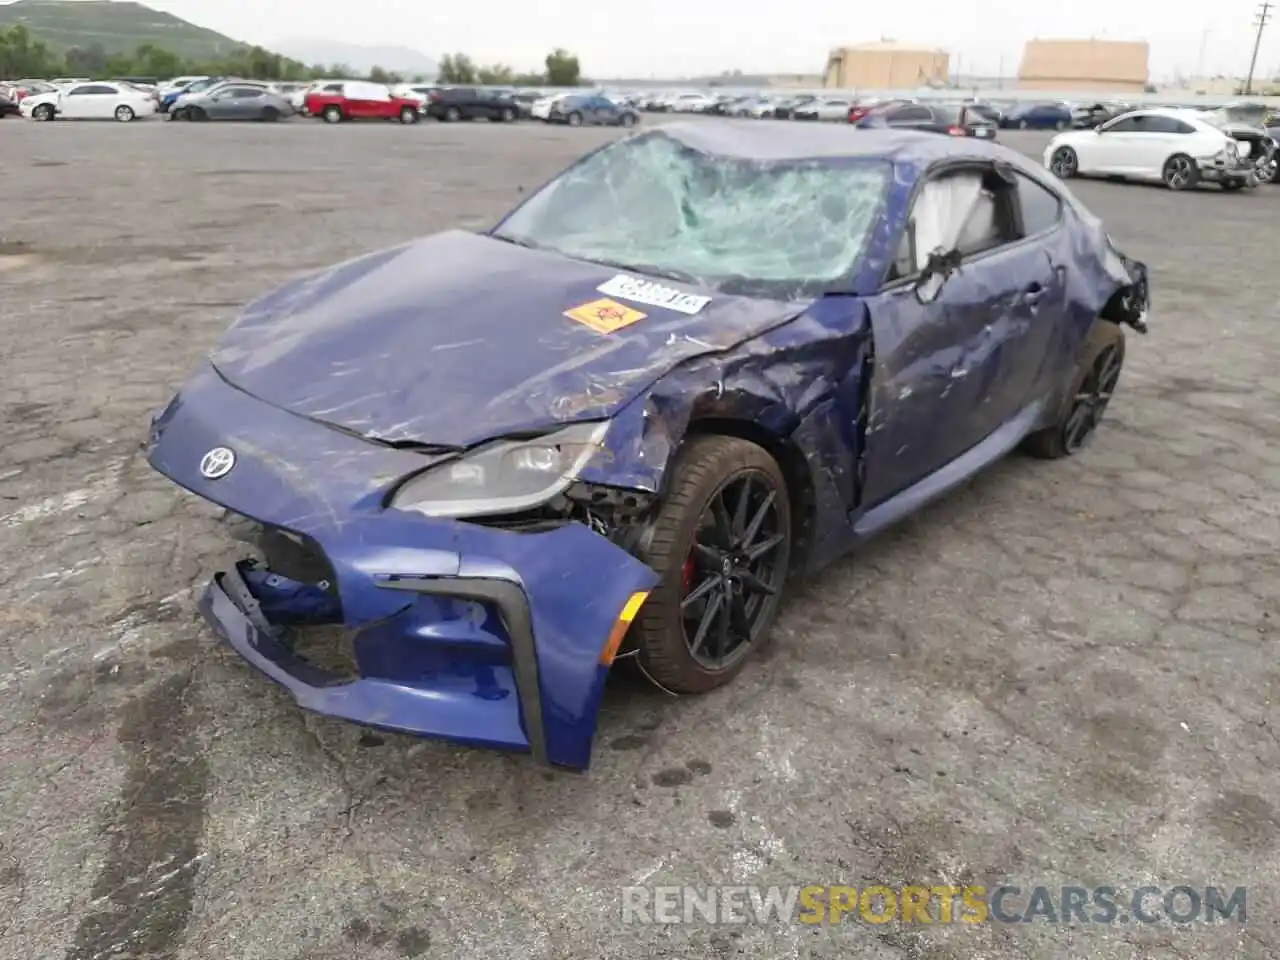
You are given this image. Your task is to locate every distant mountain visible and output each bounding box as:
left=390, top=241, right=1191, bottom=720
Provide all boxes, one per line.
left=273, top=38, right=437, bottom=77
left=0, top=0, right=245, bottom=59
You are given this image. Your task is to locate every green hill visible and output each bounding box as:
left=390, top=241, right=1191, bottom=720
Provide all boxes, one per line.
left=0, top=0, right=246, bottom=59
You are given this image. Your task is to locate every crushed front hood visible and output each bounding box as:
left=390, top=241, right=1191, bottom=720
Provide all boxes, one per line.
left=210, top=230, right=803, bottom=448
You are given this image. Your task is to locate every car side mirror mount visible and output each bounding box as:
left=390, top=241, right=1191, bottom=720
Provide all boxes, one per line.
left=913, top=248, right=962, bottom=304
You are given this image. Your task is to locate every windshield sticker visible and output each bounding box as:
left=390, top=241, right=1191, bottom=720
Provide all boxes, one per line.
left=597, top=275, right=711, bottom=315
left=564, top=298, right=646, bottom=334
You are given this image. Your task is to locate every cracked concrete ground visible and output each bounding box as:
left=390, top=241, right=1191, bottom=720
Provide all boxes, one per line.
left=0, top=117, right=1277, bottom=960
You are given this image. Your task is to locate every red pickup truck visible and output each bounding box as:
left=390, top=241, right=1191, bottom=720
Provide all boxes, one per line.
left=304, top=81, right=421, bottom=124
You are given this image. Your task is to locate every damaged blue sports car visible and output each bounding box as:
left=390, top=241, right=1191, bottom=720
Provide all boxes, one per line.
left=146, top=122, right=1149, bottom=769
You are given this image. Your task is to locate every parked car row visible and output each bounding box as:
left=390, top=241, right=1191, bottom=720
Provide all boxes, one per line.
left=4, top=75, right=1276, bottom=188
left=1, top=76, right=649, bottom=129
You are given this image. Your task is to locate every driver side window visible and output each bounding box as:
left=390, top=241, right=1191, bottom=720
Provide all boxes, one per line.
left=890, top=167, right=1018, bottom=280
left=1100, top=115, right=1143, bottom=133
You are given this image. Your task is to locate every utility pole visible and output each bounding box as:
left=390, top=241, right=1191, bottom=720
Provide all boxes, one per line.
left=1244, top=0, right=1271, bottom=94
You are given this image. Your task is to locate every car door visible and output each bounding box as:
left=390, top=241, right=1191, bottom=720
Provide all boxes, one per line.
left=231, top=88, right=268, bottom=119
left=60, top=84, right=96, bottom=118
left=206, top=86, right=243, bottom=119
left=1112, top=114, right=1175, bottom=174
left=1084, top=113, right=1146, bottom=174
left=860, top=164, right=1053, bottom=504
left=1137, top=115, right=1192, bottom=175
left=341, top=82, right=376, bottom=119
left=447, top=88, right=473, bottom=117
left=63, top=84, right=110, bottom=118
left=593, top=96, right=618, bottom=123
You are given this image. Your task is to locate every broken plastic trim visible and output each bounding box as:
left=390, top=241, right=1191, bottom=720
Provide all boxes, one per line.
left=379, top=575, right=548, bottom=764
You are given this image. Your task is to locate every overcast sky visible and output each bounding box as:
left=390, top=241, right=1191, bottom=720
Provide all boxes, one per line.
left=139, top=0, right=1280, bottom=79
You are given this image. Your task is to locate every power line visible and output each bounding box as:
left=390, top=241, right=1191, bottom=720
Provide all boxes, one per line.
left=1244, top=0, right=1271, bottom=94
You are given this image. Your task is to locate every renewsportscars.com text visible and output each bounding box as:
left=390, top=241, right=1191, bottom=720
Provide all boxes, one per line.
left=621, top=884, right=1247, bottom=925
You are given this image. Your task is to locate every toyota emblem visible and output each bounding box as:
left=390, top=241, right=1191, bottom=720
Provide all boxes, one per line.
left=199, top=446, right=236, bottom=479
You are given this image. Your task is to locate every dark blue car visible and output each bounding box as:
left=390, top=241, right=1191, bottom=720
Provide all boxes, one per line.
left=1003, top=101, right=1073, bottom=130
left=547, top=93, right=639, bottom=127
left=145, top=123, right=1149, bottom=770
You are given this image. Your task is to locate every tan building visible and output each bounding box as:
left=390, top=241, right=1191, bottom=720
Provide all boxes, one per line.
left=824, top=41, right=950, bottom=90
left=1017, top=38, right=1149, bottom=93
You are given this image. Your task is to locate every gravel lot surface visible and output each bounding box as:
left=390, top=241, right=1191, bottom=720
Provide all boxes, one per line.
left=1, top=116, right=1277, bottom=960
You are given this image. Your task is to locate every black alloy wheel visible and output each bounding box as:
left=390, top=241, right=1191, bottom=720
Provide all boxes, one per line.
left=1061, top=343, right=1122, bottom=452
left=1024, top=322, right=1126, bottom=458
left=681, top=473, right=788, bottom=670
left=631, top=436, right=791, bottom=693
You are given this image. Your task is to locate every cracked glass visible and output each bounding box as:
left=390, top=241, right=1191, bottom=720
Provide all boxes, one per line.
left=493, top=131, right=892, bottom=299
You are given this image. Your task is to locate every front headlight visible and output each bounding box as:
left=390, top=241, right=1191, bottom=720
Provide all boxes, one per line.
left=390, top=421, right=609, bottom=519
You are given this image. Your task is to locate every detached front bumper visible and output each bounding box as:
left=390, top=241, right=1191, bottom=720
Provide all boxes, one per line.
left=148, top=364, right=659, bottom=769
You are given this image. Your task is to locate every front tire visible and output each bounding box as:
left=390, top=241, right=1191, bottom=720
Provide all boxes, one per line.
left=621, top=112, right=636, bottom=127
left=1162, top=153, right=1198, bottom=190
left=114, top=105, right=135, bottom=122
left=444, top=106, right=460, bottom=121
left=500, top=107, right=515, bottom=122
left=631, top=436, right=792, bottom=694
left=260, top=106, right=279, bottom=122
left=1024, top=323, right=1125, bottom=459
left=399, top=106, right=417, bottom=123
left=1049, top=146, right=1078, bottom=178
left=322, top=106, right=343, bottom=123
left=567, top=111, right=582, bottom=126
left=33, top=103, right=55, bottom=121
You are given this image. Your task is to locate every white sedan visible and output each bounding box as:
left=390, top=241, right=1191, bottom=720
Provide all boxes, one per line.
left=21, top=81, right=157, bottom=122
left=1044, top=108, right=1257, bottom=191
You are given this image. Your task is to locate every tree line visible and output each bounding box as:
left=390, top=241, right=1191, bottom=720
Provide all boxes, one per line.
left=437, top=49, right=582, bottom=87
left=1, top=24, right=585, bottom=87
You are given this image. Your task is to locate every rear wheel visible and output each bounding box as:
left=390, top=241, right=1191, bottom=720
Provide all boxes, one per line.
left=1162, top=153, right=1197, bottom=190
left=1024, top=323, right=1125, bottom=459
left=322, top=106, right=343, bottom=123
left=631, top=436, right=791, bottom=693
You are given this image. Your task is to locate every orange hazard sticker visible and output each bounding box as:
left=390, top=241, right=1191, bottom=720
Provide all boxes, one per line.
left=563, top=298, right=646, bottom=334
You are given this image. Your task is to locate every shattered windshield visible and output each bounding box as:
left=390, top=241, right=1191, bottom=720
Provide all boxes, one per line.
left=492, top=132, right=891, bottom=298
